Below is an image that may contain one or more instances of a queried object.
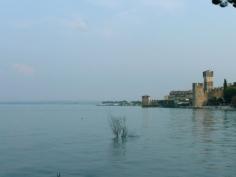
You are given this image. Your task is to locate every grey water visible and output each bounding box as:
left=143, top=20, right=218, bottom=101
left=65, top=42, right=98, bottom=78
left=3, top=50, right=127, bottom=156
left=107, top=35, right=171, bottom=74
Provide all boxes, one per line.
left=0, top=104, right=236, bottom=177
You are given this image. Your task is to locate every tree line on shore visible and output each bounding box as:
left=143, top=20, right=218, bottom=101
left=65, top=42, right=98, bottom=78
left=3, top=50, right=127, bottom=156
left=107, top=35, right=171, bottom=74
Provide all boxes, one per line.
left=223, top=79, right=236, bottom=107
left=209, top=79, right=236, bottom=107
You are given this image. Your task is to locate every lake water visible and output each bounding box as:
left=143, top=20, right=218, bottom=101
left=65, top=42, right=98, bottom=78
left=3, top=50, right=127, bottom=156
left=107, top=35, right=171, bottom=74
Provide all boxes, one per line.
left=0, top=104, right=236, bottom=177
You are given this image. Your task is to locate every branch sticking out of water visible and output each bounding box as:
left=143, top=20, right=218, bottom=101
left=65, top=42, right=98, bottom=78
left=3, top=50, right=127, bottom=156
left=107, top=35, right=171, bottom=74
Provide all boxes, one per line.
left=109, top=115, right=128, bottom=139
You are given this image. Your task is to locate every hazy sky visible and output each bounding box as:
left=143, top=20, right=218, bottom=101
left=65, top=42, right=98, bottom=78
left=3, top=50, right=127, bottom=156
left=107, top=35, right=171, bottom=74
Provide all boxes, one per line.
left=0, top=0, right=236, bottom=101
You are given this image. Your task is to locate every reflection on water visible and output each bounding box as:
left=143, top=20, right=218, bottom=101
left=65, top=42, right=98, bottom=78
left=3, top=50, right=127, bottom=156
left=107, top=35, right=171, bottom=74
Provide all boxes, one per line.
left=111, top=138, right=127, bottom=157
left=192, top=109, right=216, bottom=143
left=191, top=109, right=236, bottom=175
left=142, top=108, right=151, bottom=128
left=191, top=109, right=236, bottom=143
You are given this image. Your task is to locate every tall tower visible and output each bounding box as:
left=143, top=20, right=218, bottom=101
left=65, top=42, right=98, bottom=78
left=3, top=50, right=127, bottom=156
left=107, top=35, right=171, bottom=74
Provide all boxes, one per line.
left=142, top=95, right=150, bottom=107
left=203, top=70, right=214, bottom=92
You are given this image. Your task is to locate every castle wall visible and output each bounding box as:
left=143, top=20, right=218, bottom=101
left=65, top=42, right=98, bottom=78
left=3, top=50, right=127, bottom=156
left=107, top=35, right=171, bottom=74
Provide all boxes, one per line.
left=208, top=88, right=223, bottom=99
left=169, top=90, right=193, bottom=101
left=192, top=83, right=207, bottom=108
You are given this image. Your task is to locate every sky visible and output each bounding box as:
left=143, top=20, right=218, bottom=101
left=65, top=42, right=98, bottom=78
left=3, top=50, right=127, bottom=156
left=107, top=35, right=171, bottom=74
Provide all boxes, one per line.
left=0, top=0, right=236, bottom=101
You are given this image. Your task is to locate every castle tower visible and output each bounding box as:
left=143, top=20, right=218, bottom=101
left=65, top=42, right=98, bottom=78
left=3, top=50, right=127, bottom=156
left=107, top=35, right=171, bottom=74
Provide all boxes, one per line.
left=192, top=83, right=207, bottom=107
left=203, top=70, right=214, bottom=92
left=142, top=95, right=150, bottom=107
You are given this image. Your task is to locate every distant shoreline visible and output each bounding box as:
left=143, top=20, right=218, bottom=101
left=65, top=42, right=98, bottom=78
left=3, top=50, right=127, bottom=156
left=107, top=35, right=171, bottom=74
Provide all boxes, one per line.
left=0, top=101, right=99, bottom=105
left=97, top=104, right=236, bottom=111
left=0, top=102, right=235, bottom=111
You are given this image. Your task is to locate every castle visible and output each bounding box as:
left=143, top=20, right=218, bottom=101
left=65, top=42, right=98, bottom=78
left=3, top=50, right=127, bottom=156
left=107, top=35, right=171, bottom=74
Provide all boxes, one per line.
left=192, top=70, right=224, bottom=108
left=142, top=70, right=226, bottom=108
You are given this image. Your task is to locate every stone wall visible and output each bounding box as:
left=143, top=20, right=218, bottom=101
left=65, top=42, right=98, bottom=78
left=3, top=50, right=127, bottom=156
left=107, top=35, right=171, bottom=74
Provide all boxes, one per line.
left=208, top=87, right=224, bottom=99
left=192, top=83, right=207, bottom=108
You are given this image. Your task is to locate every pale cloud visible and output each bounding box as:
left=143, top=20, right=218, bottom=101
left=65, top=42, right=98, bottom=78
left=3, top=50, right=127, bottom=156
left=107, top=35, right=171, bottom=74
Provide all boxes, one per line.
left=102, top=27, right=114, bottom=38
left=9, top=19, right=41, bottom=30
left=142, top=0, right=186, bottom=10
left=13, top=20, right=33, bottom=29
left=116, top=8, right=137, bottom=18
left=86, top=0, right=119, bottom=8
left=12, top=64, right=35, bottom=76
left=101, top=0, right=186, bottom=38
left=66, top=18, right=88, bottom=32
left=10, top=17, right=89, bottom=32
left=85, top=0, right=186, bottom=11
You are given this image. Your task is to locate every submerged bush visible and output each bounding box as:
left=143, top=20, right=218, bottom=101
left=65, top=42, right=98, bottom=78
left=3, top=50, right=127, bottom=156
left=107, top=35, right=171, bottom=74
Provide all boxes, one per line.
left=109, top=116, right=128, bottom=139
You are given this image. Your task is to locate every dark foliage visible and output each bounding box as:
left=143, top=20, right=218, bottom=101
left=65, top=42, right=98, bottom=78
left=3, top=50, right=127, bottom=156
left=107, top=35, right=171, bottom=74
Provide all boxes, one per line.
left=212, top=0, right=236, bottom=7
left=207, top=97, right=224, bottom=106
left=224, top=87, right=236, bottom=104
left=223, top=79, right=228, bottom=90
left=231, top=96, right=236, bottom=108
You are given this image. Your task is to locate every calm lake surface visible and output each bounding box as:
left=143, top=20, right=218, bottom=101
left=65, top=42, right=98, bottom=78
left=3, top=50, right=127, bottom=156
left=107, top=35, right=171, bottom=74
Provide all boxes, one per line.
left=0, top=104, right=236, bottom=177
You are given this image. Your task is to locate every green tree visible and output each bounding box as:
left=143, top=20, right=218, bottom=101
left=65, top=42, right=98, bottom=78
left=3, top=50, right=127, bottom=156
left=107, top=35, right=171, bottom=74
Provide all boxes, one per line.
left=223, top=79, right=228, bottom=103
left=223, top=79, right=228, bottom=90
left=224, top=87, right=236, bottom=104
left=231, top=96, right=236, bottom=108
left=212, top=0, right=236, bottom=8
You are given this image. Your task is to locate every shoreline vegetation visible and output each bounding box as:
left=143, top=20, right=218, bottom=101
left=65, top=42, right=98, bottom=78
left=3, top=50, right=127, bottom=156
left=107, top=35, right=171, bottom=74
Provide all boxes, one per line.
left=97, top=100, right=141, bottom=107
